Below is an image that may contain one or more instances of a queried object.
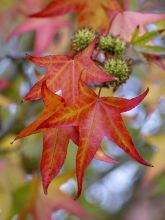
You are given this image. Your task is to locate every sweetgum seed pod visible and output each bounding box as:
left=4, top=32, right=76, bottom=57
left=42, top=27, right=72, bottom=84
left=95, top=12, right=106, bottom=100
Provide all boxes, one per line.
left=104, top=58, right=132, bottom=90
left=72, top=27, right=96, bottom=51
left=99, top=35, right=126, bottom=56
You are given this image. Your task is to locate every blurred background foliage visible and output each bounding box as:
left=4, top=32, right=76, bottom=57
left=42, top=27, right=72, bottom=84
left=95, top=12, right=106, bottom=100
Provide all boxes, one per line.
left=0, top=0, right=165, bottom=219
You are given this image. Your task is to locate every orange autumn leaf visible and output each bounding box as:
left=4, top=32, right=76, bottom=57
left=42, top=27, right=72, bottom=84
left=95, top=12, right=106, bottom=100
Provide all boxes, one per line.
left=77, top=0, right=122, bottom=31
left=30, top=0, right=84, bottom=18
left=24, top=39, right=115, bottom=104
left=30, top=0, right=122, bottom=31
left=15, top=81, right=117, bottom=194
left=38, top=80, right=152, bottom=198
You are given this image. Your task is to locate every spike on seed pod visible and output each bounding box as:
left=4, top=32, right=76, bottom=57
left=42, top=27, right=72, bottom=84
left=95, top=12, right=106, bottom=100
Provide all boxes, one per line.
left=72, top=27, right=96, bottom=52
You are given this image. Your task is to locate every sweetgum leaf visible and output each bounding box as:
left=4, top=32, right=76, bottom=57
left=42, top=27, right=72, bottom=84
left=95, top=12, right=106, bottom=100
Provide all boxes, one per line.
left=16, top=81, right=117, bottom=194
left=24, top=39, right=115, bottom=104
left=38, top=80, right=152, bottom=198
left=109, top=10, right=165, bottom=41
left=30, top=0, right=122, bottom=31
left=7, top=17, right=70, bottom=55
left=30, top=0, right=84, bottom=18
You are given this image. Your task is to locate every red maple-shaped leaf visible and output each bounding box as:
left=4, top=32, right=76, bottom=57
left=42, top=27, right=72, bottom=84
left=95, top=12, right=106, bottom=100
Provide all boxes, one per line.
left=15, top=81, right=117, bottom=194
left=30, top=0, right=122, bottom=31
left=38, top=80, right=152, bottom=198
left=7, top=17, right=70, bottom=55
left=24, top=39, right=115, bottom=104
left=7, top=0, right=70, bottom=55
left=108, top=10, right=165, bottom=41
left=30, top=0, right=84, bottom=18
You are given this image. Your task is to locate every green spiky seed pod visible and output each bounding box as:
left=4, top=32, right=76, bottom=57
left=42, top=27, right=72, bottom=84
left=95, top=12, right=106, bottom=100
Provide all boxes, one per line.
left=72, top=28, right=96, bottom=52
left=99, top=35, right=114, bottom=53
left=104, top=58, right=132, bottom=90
left=99, top=35, right=126, bottom=56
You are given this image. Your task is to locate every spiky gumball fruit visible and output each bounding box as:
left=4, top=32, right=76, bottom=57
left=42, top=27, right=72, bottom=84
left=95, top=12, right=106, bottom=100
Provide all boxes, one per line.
left=99, top=35, right=126, bottom=56
left=72, top=27, right=96, bottom=51
left=104, top=58, right=132, bottom=90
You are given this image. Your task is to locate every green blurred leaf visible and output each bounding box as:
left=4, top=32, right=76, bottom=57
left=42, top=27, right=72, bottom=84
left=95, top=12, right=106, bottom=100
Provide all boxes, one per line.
left=9, top=184, right=30, bottom=219
left=131, top=29, right=161, bottom=45
left=131, top=26, right=140, bottom=43
left=135, top=45, right=165, bottom=55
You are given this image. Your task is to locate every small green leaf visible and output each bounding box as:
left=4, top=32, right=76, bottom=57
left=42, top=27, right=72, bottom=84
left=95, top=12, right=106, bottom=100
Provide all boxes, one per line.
left=131, top=26, right=140, bottom=43
left=132, top=30, right=160, bottom=45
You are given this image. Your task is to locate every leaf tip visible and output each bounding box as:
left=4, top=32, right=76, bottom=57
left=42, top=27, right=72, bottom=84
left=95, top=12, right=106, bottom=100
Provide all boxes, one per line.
left=23, top=93, right=30, bottom=101
left=43, top=180, right=49, bottom=195
left=140, top=159, right=153, bottom=167
left=10, top=138, right=16, bottom=145
left=20, top=99, right=24, bottom=104
left=145, top=87, right=149, bottom=95
left=26, top=53, right=37, bottom=63
left=44, top=188, right=48, bottom=195
left=74, top=192, right=80, bottom=200
left=149, top=163, right=154, bottom=168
